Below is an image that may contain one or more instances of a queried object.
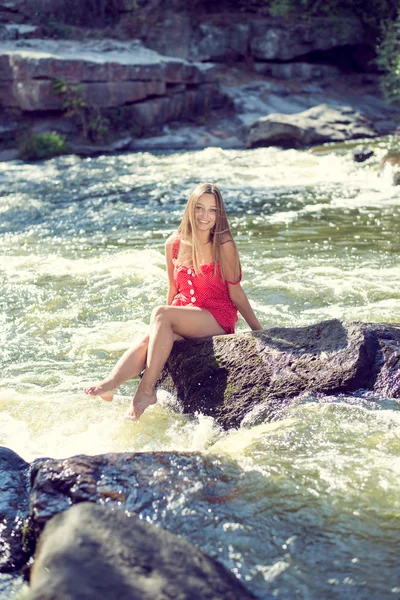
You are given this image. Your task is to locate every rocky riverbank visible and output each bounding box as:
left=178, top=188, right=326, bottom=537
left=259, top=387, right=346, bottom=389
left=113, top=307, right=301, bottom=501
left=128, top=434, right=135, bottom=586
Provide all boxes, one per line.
left=1, top=0, right=399, bottom=160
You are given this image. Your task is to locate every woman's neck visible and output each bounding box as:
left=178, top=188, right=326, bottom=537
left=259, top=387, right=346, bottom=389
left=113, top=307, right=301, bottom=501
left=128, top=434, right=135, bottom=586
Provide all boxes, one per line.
left=196, top=231, right=211, bottom=245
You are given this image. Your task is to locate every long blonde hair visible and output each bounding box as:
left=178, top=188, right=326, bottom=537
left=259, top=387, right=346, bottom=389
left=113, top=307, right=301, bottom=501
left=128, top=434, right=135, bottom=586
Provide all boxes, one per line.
left=176, top=183, right=241, bottom=282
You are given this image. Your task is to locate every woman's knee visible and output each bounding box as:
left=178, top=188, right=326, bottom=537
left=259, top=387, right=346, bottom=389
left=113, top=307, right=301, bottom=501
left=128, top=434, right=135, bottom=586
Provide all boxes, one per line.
left=140, top=333, right=150, bottom=346
left=150, top=305, right=169, bottom=324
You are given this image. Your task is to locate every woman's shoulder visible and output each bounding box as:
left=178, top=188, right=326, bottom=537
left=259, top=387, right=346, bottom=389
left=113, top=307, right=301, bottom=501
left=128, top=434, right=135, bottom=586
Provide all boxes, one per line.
left=165, top=231, right=179, bottom=247
left=220, top=232, right=234, bottom=245
left=165, top=232, right=182, bottom=261
left=165, top=232, right=180, bottom=248
left=219, top=233, right=237, bottom=257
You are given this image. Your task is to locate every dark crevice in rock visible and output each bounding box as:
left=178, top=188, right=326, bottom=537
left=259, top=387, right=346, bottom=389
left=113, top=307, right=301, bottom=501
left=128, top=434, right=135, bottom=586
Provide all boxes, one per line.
left=253, top=44, right=377, bottom=74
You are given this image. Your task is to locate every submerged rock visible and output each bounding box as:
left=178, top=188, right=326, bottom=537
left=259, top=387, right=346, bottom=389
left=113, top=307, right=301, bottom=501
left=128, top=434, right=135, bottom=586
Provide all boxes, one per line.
left=353, top=147, right=374, bottom=162
left=158, top=320, right=400, bottom=429
left=0, top=447, right=30, bottom=571
left=28, top=502, right=256, bottom=600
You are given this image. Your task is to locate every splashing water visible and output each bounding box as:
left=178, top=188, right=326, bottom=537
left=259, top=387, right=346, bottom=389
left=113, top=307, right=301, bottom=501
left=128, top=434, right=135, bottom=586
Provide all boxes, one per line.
left=1, top=142, right=400, bottom=598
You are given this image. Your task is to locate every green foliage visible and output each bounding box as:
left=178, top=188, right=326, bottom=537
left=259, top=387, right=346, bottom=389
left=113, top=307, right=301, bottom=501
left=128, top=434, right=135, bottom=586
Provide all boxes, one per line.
left=268, top=0, right=297, bottom=18
left=376, top=11, right=400, bottom=106
left=266, top=0, right=398, bottom=33
left=29, top=0, right=126, bottom=28
left=53, top=79, right=110, bottom=142
left=18, top=132, right=67, bottom=161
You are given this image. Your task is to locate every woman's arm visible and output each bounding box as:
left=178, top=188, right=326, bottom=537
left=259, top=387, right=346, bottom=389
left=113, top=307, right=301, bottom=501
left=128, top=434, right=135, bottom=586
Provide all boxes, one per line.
left=220, top=239, right=263, bottom=331
left=228, top=283, right=263, bottom=331
left=165, top=236, right=178, bottom=305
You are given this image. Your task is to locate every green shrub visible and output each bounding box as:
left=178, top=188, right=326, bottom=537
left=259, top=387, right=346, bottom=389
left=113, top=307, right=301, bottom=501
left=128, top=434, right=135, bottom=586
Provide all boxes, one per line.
left=53, top=79, right=111, bottom=142
left=376, top=11, right=400, bottom=106
left=267, top=0, right=398, bottom=32
left=18, top=132, right=67, bottom=161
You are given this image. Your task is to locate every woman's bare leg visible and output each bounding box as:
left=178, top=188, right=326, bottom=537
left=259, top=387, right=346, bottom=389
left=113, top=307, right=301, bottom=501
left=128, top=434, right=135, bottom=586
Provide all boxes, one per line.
left=128, top=306, right=225, bottom=419
left=84, top=335, right=150, bottom=402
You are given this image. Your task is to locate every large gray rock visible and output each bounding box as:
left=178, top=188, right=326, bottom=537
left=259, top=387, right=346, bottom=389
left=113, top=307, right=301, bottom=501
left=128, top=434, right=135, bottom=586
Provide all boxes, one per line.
left=0, top=38, right=217, bottom=115
left=158, top=320, right=400, bottom=429
left=28, top=502, right=256, bottom=600
left=0, top=447, right=30, bottom=571
left=29, top=452, right=244, bottom=537
left=247, top=103, right=377, bottom=148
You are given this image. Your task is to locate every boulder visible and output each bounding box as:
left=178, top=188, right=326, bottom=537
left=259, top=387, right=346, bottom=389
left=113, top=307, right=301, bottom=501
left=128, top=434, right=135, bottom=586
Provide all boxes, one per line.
left=246, top=104, right=377, bottom=148
left=157, top=320, right=400, bottom=429
left=24, top=450, right=277, bottom=599
left=28, top=502, right=256, bottom=600
left=0, top=447, right=31, bottom=571
left=0, top=39, right=219, bottom=120
left=28, top=452, right=247, bottom=537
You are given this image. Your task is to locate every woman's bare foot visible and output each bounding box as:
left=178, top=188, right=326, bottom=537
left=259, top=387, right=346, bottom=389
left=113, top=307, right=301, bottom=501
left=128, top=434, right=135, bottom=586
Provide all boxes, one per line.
left=84, top=381, right=115, bottom=402
left=128, top=389, right=157, bottom=419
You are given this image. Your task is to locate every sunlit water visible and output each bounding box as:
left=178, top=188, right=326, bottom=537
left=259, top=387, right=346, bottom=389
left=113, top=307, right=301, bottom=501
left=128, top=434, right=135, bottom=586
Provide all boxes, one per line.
left=1, top=141, right=400, bottom=599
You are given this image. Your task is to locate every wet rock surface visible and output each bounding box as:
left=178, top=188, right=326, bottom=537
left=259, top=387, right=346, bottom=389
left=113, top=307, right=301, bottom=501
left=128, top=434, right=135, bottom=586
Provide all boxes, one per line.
left=2, top=449, right=273, bottom=599
left=158, top=320, right=400, bottom=429
left=29, top=452, right=242, bottom=538
left=27, top=451, right=268, bottom=597
left=0, top=447, right=30, bottom=571
left=28, top=502, right=256, bottom=600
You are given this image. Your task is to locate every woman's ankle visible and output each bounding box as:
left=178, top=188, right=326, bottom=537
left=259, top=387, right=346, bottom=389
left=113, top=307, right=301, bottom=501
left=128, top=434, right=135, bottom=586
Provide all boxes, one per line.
left=136, top=380, right=155, bottom=396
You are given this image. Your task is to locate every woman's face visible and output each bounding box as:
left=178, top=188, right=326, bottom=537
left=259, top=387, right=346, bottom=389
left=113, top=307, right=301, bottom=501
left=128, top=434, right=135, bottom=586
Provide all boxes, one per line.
left=193, top=193, right=217, bottom=233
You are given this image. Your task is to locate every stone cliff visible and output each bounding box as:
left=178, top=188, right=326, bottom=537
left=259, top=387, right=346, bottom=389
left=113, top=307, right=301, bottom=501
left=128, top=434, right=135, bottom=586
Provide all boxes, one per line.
left=0, top=0, right=399, bottom=159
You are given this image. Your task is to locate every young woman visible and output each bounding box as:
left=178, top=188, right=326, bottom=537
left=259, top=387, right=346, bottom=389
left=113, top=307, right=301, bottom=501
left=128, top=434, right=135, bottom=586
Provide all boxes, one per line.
left=84, top=183, right=262, bottom=419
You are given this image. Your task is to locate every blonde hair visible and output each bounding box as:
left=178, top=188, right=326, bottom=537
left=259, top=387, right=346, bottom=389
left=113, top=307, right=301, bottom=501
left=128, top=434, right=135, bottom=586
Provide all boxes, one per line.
left=176, top=183, right=241, bottom=282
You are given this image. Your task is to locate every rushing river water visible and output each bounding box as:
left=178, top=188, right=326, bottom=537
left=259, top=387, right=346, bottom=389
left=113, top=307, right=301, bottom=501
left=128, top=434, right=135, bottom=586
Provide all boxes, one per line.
left=1, top=141, right=400, bottom=599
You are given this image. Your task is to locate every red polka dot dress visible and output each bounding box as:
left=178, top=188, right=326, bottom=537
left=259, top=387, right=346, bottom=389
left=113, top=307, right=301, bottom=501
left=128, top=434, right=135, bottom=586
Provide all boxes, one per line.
left=171, top=238, right=240, bottom=334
